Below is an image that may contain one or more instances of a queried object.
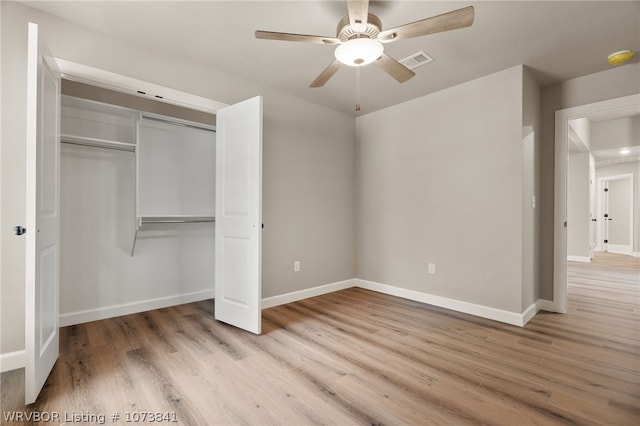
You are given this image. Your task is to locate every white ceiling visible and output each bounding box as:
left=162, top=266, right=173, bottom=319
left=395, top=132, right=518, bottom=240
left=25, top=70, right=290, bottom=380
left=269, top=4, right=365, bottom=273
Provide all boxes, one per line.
left=22, top=1, right=640, bottom=116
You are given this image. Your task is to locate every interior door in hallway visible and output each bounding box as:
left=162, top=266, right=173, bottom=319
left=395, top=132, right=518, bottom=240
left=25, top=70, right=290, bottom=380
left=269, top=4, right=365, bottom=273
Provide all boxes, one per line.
left=601, top=175, right=633, bottom=255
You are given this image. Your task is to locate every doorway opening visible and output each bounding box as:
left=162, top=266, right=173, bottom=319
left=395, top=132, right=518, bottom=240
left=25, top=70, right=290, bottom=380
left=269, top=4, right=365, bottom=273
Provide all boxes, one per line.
left=554, top=93, right=640, bottom=313
left=24, top=36, right=263, bottom=403
left=58, top=81, right=218, bottom=327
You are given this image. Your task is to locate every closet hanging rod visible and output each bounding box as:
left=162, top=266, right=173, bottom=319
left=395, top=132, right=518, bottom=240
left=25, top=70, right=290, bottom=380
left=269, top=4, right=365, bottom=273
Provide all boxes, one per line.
left=141, top=114, right=216, bottom=133
left=140, top=216, right=215, bottom=224
left=61, top=134, right=136, bottom=152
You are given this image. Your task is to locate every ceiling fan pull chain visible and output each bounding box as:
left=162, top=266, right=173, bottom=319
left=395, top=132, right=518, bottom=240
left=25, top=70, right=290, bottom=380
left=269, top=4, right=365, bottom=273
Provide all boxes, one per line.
left=355, top=66, right=361, bottom=111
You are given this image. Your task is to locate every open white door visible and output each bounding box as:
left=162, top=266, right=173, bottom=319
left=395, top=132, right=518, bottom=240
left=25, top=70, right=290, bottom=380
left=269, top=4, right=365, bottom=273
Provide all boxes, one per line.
left=25, top=22, right=61, bottom=404
left=215, top=96, right=263, bottom=334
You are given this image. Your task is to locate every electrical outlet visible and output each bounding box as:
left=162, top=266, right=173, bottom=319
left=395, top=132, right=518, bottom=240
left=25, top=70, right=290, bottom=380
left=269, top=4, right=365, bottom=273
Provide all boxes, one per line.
left=428, top=263, right=436, bottom=274
left=294, top=261, right=301, bottom=272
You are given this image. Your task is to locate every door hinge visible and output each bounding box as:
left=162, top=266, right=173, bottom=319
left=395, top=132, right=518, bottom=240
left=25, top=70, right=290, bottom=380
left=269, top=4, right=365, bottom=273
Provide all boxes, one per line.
left=604, top=188, right=609, bottom=192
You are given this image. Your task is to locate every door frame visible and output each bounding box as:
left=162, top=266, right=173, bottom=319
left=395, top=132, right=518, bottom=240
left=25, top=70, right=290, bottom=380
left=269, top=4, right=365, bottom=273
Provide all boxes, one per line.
left=554, top=93, right=640, bottom=313
left=55, top=58, right=227, bottom=114
left=22, top=55, right=247, bottom=385
left=55, top=62, right=264, bottom=334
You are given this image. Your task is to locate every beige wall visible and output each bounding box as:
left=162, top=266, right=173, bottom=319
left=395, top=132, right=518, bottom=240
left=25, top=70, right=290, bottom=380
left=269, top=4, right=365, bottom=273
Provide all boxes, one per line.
left=539, top=62, right=640, bottom=299
left=356, top=66, right=527, bottom=313
left=1, top=2, right=355, bottom=355
left=568, top=152, right=592, bottom=259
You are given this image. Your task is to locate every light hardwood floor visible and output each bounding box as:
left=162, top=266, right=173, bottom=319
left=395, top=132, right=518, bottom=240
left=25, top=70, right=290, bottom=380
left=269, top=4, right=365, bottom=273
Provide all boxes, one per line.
left=2, top=252, right=639, bottom=425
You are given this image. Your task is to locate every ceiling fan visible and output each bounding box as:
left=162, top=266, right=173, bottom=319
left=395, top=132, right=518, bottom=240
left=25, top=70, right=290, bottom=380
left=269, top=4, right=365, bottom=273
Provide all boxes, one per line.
left=255, top=0, right=474, bottom=88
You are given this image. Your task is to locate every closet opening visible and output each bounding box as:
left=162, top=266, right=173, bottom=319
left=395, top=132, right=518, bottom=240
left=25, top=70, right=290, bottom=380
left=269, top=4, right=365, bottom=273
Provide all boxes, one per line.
left=59, top=79, right=218, bottom=327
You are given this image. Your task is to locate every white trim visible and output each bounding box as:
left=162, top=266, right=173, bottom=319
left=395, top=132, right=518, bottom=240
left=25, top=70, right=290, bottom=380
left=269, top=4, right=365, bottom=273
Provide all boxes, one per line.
left=59, top=290, right=215, bottom=327
left=606, top=244, right=634, bottom=255
left=567, top=255, right=591, bottom=263
left=55, top=58, right=228, bottom=114
left=554, top=94, right=640, bottom=314
left=356, top=279, right=532, bottom=327
left=1, top=350, right=26, bottom=373
left=521, top=303, right=538, bottom=326
left=535, top=299, right=557, bottom=312
left=261, top=278, right=556, bottom=326
left=261, top=279, right=356, bottom=309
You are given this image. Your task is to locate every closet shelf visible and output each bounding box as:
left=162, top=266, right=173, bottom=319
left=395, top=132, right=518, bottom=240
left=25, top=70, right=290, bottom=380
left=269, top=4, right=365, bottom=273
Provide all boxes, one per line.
left=61, top=134, right=136, bottom=152
left=130, top=215, right=215, bottom=256
left=139, top=215, right=216, bottom=224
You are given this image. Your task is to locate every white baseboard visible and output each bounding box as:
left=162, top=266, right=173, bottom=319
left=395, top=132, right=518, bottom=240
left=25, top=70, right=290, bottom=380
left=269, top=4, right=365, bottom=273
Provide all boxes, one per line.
left=606, top=244, right=633, bottom=256
left=594, top=247, right=639, bottom=257
left=262, top=278, right=554, bottom=327
left=59, top=289, right=215, bottom=327
left=521, top=302, right=538, bottom=326
left=262, top=279, right=356, bottom=309
left=521, top=299, right=556, bottom=325
left=567, top=255, right=591, bottom=263
left=1, top=350, right=25, bottom=373
left=355, top=279, right=529, bottom=327
left=535, top=299, right=557, bottom=312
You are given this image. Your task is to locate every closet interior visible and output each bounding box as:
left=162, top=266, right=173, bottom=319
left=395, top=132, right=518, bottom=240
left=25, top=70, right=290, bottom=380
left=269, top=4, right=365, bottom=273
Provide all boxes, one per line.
left=59, top=81, right=217, bottom=325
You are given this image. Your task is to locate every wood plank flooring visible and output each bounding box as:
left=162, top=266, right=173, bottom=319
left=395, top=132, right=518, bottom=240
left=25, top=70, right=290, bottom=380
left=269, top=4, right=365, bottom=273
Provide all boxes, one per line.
left=2, top=252, right=639, bottom=425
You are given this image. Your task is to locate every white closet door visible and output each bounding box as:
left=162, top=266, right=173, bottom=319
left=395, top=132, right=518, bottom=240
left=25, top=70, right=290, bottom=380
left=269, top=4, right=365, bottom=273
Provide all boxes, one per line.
left=215, top=96, right=263, bottom=334
left=25, top=22, right=61, bottom=404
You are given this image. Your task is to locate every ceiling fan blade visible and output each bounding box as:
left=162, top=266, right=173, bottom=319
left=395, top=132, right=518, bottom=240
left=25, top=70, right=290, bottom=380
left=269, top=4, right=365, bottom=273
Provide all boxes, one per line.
left=310, top=60, right=342, bottom=88
left=255, top=30, right=340, bottom=45
left=377, top=53, right=415, bottom=83
left=378, top=6, right=474, bottom=43
left=347, top=0, right=369, bottom=27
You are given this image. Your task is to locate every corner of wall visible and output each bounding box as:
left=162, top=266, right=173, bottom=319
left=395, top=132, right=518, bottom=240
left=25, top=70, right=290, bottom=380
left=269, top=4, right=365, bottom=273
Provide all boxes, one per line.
left=522, top=299, right=556, bottom=326
left=522, top=66, right=543, bottom=310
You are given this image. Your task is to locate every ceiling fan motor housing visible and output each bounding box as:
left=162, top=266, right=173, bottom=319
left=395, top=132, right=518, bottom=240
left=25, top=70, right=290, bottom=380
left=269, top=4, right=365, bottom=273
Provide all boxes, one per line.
left=337, top=13, right=382, bottom=41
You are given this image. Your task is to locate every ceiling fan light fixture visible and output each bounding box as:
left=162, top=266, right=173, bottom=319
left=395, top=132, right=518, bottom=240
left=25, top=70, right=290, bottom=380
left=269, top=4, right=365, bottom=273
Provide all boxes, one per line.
left=334, top=38, right=383, bottom=67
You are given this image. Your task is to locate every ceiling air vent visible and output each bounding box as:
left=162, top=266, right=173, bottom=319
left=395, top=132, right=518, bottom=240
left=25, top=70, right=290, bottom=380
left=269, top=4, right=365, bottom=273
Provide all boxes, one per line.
left=399, top=51, right=434, bottom=70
